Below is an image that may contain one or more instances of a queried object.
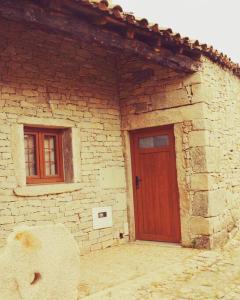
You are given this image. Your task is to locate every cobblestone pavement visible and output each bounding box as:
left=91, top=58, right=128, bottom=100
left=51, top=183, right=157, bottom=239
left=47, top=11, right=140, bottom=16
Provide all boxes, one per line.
left=78, top=235, right=240, bottom=300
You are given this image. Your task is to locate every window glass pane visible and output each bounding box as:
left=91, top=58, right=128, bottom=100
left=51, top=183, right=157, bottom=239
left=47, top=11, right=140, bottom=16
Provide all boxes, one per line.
left=139, top=135, right=169, bottom=149
left=24, top=134, right=37, bottom=176
left=51, top=163, right=56, bottom=175
left=45, top=162, right=50, bottom=176
left=44, top=135, right=57, bottom=176
left=50, top=150, right=55, bottom=161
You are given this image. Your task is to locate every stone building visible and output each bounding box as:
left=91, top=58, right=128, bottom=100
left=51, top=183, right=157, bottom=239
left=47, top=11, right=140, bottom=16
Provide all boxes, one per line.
left=0, top=0, right=240, bottom=252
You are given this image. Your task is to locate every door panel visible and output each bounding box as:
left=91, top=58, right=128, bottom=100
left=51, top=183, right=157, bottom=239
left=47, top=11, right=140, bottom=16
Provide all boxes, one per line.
left=130, top=126, right=181, bottom=243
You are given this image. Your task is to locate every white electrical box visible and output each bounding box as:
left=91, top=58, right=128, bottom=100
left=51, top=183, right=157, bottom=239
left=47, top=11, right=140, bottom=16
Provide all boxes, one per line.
left=92, top=206, right=113, bottom=229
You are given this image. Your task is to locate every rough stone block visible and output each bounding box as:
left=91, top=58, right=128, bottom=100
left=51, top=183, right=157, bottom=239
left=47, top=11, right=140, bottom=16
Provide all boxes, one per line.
left=99, top=167, right=126, bottom=189
left=212, top=230, right=229, bottom=248
left=192, top=192, right=208, bottom=217
left=190, top=147, right=207, bottom=173
left=0, top=216, right=14, bottom=224
left=190, top=174, right=209, bottom=191
left=151, top=88, right=190, bottom=110
left=188, top=130, right=209, bottom=147
left=190, top=216, right=212, bottom=235
left=208, top=190, right=226, bottom=217
left=194, top=235, right=211, bottom=249
left=205, top=147, right=221, bottom=173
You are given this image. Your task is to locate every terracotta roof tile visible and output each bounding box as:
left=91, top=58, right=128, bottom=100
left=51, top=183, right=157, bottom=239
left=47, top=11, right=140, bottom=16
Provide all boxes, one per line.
left=79, top=0, right=240, bottom=76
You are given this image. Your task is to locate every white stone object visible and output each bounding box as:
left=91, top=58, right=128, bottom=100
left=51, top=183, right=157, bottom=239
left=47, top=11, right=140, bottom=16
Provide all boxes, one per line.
left=0, top=224, right=80, bottom=300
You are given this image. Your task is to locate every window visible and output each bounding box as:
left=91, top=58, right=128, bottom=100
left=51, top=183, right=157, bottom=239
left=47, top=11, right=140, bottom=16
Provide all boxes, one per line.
left=24, top=127, right=64, bottom=184
left=139, top=135, right=169, bottom=149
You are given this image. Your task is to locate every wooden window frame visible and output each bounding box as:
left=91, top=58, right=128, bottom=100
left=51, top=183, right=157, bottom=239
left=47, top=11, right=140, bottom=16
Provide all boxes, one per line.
left=24, top=127, right=64, bottom=184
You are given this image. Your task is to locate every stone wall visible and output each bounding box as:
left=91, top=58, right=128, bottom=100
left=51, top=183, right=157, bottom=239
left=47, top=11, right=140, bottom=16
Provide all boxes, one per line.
left=198, top=58, right=240, bottom=247
left=119, top=55, right=215, bottom=248
left=1, top=17, right=239, bottom=251
left=119, top=54, right=240, bottom=248
left=0, top=18, right=128, bottom=253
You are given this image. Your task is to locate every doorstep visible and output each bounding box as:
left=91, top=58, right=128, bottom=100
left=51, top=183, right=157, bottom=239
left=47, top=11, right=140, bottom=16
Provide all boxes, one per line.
left=134, top=240, right=182, bottom=248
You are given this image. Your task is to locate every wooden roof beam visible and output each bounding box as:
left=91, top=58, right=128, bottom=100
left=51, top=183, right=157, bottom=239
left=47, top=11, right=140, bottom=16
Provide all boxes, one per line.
left=0, top=0, right=201, bottom=73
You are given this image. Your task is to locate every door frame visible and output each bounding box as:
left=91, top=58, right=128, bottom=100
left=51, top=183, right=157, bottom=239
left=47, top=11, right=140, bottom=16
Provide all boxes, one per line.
left=128, top=124, right=182, bottom=243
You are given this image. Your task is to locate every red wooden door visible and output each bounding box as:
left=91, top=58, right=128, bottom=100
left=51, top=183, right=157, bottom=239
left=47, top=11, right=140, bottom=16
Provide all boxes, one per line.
left=130, top=126, right=181, bottom=243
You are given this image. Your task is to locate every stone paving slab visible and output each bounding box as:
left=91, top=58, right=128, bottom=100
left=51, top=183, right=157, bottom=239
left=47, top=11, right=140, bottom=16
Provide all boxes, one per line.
left=2, top=236, right=240, bottom=299
left=78, top=242, right=201, bottom=299
left=78, top=236, right=240, bottom=300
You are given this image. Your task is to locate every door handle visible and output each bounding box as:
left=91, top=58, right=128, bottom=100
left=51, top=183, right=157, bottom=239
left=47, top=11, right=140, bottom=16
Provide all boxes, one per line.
left=135, top=176, right=142, bottom=189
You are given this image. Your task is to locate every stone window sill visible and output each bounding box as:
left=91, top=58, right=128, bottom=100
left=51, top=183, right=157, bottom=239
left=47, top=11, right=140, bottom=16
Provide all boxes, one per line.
left=14, top=183, right=82, bottom=197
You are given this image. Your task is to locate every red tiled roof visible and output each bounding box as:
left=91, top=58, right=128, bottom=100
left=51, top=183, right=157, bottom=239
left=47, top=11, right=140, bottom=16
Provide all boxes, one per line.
left=79, top=0, right=240, bottom=76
